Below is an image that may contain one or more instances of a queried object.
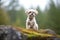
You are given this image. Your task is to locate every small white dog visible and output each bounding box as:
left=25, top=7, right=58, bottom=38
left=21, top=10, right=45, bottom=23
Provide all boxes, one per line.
left=25, top=9, right=38, bottom=30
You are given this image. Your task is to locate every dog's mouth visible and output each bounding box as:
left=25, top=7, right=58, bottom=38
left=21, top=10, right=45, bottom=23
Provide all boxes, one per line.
left=29, top=15, right=34, bottom=19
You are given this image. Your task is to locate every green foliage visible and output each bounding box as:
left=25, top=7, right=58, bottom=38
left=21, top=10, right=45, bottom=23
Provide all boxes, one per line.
left=1, top=0, right=60, bottom=34
left=0, top=8, right=10, bottom=25
left=36, top=6, right=43, bottom=29
left=45, top=0, right=60, bottom=34
left=17, top=7, right=26, bottom=27
left=13, top=8, right=26, bottom=27
left=8, top=10, right=17, bottom=24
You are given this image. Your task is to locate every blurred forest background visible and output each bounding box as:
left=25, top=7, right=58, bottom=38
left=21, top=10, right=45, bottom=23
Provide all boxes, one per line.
left=0, top=0, right=60, bottom=34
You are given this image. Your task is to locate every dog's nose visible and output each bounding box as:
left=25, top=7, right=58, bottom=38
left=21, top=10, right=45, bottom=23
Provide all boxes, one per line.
left=31, top=13, right=33, bottom=15
left=30, top=15, right=31, bottom=17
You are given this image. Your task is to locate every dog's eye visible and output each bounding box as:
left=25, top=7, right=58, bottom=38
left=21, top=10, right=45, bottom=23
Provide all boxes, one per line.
left=28, top=11, right=31, bottom=14
left=29, top=11, right=31, bottom=13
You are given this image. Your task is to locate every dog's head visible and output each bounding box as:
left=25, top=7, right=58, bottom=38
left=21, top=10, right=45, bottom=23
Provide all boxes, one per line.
left=25, top=9, right=38, bottom=19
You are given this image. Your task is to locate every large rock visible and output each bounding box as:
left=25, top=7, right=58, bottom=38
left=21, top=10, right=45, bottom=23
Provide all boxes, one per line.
left=0, top=25, right=60, bottom=40
left=0, top=25, right=23, bottom=40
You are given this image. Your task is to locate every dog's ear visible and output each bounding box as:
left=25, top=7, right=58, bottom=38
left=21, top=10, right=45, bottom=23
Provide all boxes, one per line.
left=25, top=10, right=29, bottom=15
left=35, top=10, right=38, bottom=15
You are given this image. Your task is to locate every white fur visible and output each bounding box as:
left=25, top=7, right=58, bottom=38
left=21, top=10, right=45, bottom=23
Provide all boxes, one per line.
left=25, top=9, right=38, bottom=30
left=25, top=9, right=38, bottom=15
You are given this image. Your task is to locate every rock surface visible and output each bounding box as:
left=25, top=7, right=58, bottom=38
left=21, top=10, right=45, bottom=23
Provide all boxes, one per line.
left=0, top=25, right=60, bottom=40
left=0, top=25, right=23, bottom=40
